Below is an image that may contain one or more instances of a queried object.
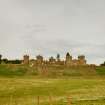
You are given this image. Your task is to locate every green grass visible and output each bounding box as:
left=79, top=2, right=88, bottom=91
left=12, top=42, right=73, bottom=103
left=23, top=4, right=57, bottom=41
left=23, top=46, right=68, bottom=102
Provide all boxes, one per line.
left=0, top=65, right=27, bottom=77
left=96, top=66, right=105, bottom=75
left=0, top=77, right=105, bottom=104
left=0, top=64, right=38, bottom=77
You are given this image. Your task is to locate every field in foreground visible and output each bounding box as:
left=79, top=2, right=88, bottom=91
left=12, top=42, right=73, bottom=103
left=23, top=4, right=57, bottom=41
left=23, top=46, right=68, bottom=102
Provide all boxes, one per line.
left=0, top=77, right=105, bottom=105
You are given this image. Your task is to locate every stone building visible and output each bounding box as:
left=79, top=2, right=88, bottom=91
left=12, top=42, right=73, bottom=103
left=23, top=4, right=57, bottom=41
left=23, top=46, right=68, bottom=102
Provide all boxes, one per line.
left=65, top=52, right=73, bottom=65
left=23, top=55, right=29, bottom=65
left=65, top=52, right=86, bottom=66
left=36, top=55, right=43, bottom=65
left=23, top=52, right=87, bottom=66
left=78, top=55, right=86, bottom=65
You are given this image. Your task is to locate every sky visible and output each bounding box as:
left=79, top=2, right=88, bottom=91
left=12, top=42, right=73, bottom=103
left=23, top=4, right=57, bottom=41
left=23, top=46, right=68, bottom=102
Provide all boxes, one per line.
left=0, top=0, right=105, bottom=65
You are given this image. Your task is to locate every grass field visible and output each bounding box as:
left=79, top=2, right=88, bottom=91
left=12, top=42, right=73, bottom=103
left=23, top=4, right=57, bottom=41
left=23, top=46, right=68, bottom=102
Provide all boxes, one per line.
left=0, top=77, right=105, bottom=105
left=0, top=65, right=105, bottom=104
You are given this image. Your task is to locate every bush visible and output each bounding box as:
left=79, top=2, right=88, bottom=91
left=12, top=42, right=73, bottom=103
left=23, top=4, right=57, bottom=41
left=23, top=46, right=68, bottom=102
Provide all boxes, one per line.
left=0, top=65, right=27, bottom=77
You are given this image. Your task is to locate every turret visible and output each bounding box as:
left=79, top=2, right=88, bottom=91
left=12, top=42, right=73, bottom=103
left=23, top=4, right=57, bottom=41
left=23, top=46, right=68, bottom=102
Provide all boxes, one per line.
left=23, top=55, right=29, bottom=65
left=65, top=52, right=72, bottom=65
left=36, top=55, right=43, bottom=65
left=78, top=55, right=86, bottom=65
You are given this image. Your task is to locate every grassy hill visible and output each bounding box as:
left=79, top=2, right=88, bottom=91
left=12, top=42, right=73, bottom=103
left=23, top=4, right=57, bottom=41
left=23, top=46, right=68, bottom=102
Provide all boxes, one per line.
left=96, top=66, right=105, bottom=75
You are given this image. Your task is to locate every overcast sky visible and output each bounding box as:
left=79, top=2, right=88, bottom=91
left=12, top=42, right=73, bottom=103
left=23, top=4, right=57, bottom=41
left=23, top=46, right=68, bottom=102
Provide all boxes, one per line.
left=0, top=0, right=105, bottom=64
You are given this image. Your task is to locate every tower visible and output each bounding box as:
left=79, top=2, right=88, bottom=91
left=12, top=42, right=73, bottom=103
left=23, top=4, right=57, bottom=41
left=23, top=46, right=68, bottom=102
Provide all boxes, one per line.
left=65, top=52, right=72, bottom=65
left=23, top=55, right=29, bottom=65
left=78, top=55, right=86, bottom=65
left=36, top=55, right=43, bottom=65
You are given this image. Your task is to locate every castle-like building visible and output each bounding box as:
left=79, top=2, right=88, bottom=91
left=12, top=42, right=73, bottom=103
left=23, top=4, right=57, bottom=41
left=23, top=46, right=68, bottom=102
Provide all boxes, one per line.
left=23, top=52, right=87, bottom=66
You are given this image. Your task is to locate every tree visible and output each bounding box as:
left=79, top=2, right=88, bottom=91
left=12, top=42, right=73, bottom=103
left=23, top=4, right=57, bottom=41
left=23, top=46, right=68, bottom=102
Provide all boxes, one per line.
left=100, top=61, right=105, bottom=66
left=0, top=54, right=2, bottom=64
left=2, top=58, right=8, bottom=64
left=7, top=60, right=22, bottom=64
left=56, top=54, right=60, bottom=61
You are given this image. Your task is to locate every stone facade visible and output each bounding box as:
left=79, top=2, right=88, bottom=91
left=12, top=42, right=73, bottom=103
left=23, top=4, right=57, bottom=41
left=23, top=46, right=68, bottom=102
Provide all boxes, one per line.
left=65, top=52, right=72, bottom=66
left=36, top=55, right=43, bottom=65
left=23, top=52, right=87, bottom=66
left=65, top=53, right=86, bottom=66
left=78, top=55, right=86, bottom=65
left=23, top=55, right=29, bottom=65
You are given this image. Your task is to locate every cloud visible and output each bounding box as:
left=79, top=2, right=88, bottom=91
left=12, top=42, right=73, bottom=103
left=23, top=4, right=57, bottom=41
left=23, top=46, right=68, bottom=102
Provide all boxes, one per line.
left=0, top=0, right=105, bottom=64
